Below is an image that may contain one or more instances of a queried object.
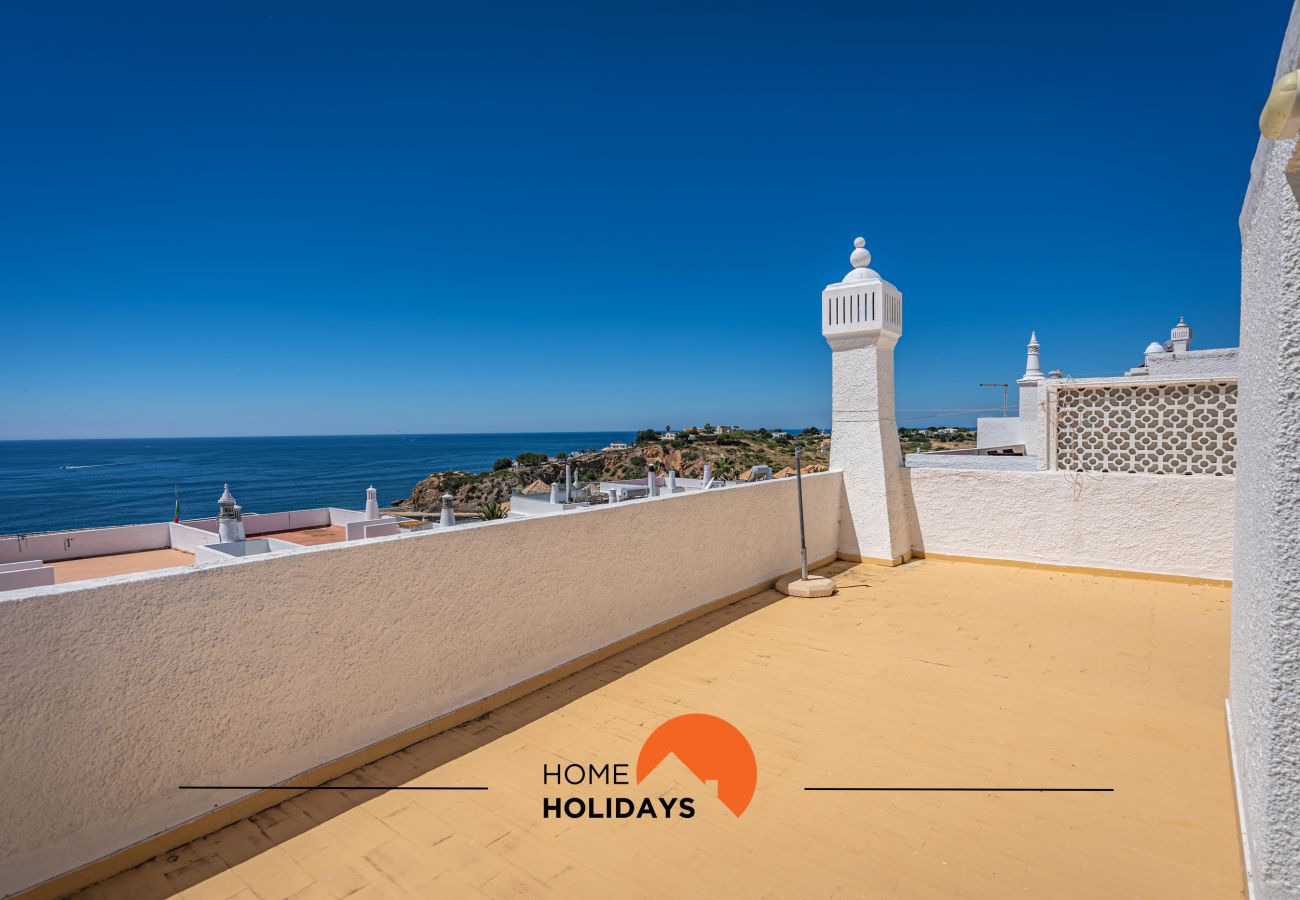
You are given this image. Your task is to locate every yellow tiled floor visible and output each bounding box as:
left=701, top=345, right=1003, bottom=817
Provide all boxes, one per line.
left=73, top=559, right=1244, bottom=899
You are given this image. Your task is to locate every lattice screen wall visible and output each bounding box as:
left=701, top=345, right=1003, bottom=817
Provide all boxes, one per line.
left=1054, top=381, right=1237, bottom=475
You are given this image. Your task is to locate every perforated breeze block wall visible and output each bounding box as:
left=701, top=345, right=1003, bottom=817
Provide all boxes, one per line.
left=1055, top=380, right=1237, bottom=476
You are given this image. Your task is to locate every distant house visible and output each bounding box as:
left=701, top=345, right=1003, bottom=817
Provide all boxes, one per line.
left=662, top=431, right=677, bottom=441
left=716, top=425, right=737, bottom=434
left=602, top=441, right=629, bottom=451
left=968, top=321, right=1237, bottom=463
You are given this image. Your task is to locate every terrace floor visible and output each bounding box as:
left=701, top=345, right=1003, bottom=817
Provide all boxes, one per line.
left=253, top=526, right=346, bottom=547
left=72, top=559, right=1243, bottom=899
left=50, top=548, right=194, bottom=585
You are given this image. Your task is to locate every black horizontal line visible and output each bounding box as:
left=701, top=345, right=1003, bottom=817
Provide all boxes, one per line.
left=179, top=785, right=488, bottom=791
left=804, top=787, right=1113, bottom=792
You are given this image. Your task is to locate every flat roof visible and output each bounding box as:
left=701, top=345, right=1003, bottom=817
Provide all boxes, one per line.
left=253, top=526, right=347, bottom=547
left=79, top=559, right=1243, bottom=898
left=48, top=549, right=194, bottom=585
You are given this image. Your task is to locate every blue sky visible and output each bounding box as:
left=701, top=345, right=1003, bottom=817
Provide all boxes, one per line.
left=0, top=1, right=1288, bottom=438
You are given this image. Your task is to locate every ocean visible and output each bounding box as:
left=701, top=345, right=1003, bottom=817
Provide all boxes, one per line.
left=0, top=433, right=633, bottom=535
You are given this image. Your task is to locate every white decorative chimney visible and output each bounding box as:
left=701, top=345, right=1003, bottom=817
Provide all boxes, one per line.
left=823, top=237, right=913, bottom=564
left=365, top=485, right=379, bottom=520
left=217, top=484, right=242, bottom=543
left=1168, top=316, right=1192, bottom=353
left=440, top=493, right=456, bottom=527
left=1018, top=331, right=1046, bottom=459
left=1022, top=331, right=1045, bottom=381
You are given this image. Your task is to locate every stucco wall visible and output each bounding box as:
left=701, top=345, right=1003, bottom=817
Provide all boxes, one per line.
left=830, top=337, right=912, bottom=562
left=905, top=453, right=1037, bottom=471
left=1232, top=6, right=1300, bottom=893
left=0, top=522, right=171, bottom=565
left=975, top=416, right=1023, bottom=449
left=906, top=467, right=1234, bottom=580
left=0, top=473, right=841, bottom=897
left=1144, top=347, right=1240, bottom=379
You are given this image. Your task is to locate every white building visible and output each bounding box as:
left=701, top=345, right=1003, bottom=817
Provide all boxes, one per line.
left=958, top=319, right=1239, bottom=472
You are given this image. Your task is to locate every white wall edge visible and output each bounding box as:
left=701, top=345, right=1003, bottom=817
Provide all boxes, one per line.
left=0, top=471, right=846, bottom=605
left=1225, top=698, right=1258, bottom=900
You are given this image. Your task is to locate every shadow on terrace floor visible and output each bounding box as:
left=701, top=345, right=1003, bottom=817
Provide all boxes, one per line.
left=74, top=562, right=869, bottom=899
left=78, top=557, right=1240, bottom=899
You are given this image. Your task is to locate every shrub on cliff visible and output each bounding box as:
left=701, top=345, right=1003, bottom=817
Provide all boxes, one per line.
left=516, top=452, right=547, bottom=466
left=492, top=457, right=513, bottom=471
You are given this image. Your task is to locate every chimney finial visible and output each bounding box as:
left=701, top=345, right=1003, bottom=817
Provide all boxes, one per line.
left=850, top=236, right=871, bottom=269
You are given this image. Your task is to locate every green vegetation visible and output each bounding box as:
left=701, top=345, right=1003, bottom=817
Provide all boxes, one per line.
left=516, top=451, right=547, bottom=466
left=479, top=501, right=508, bottom=520
left=635, top=428, right=660, bottom=445
left=492, top=457, right=513, bottom=471
left=710, top=457, right=736, bottom=480
left=898, top=426, right=977, bottom=455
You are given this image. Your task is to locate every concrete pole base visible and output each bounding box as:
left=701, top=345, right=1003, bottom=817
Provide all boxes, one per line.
left=776, top=574, right=836, bottom=598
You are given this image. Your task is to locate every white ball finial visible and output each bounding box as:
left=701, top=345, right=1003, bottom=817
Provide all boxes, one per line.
left=850, top=236, right=871, bottom=269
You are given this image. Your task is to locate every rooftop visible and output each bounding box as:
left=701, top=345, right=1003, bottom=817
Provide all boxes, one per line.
left=76, top=558, right=1242, bottom=899
left=253, top=526, right=347, bottom=547
left=48, top=549, right=195, bottom=585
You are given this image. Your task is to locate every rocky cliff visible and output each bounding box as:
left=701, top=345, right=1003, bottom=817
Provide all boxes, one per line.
left=395, top=429, right=832, bottom=514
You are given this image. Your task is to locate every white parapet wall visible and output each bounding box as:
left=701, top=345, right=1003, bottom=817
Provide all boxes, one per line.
left=905, top=467, right=1234, bottom=580
left=0, top=522, right=172, bottom=565
left=0, top=472, right=841, bottom=898
left=975, top=416, right=1023, bottom=450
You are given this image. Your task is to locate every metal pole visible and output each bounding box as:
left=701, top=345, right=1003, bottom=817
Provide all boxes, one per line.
left=795, top=447, right=808, bottom=580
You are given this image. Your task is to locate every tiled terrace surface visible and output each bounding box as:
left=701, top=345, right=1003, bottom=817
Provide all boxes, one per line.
left=253, top=526, right=347, bottom=547
left=74, top=559, right=1242, bottom=899
left=50, top=549, right=194, bottom=584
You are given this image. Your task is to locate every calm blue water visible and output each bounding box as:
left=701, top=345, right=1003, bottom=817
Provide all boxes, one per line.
left=0, top=433, right=632, bottom=535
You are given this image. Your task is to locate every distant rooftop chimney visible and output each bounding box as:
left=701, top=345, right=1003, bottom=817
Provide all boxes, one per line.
left=1020, top=330, right=1045, bottom=383
left=1167, top=316, right=1192, bottom=353
left=218, top=484, right=244, bottom=543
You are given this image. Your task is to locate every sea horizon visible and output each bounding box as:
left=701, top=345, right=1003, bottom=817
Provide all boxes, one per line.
left=1, top=432, right=647, bottom=536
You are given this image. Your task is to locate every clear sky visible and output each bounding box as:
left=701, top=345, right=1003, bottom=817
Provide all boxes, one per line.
left=1, top=1, right=1289, bottom=439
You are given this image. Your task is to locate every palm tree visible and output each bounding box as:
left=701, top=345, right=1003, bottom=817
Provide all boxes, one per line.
left=711, top=456, right=737, bottom=480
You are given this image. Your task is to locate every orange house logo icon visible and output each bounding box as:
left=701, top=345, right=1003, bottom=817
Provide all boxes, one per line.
left=635, top=714, right=758, bottom=816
